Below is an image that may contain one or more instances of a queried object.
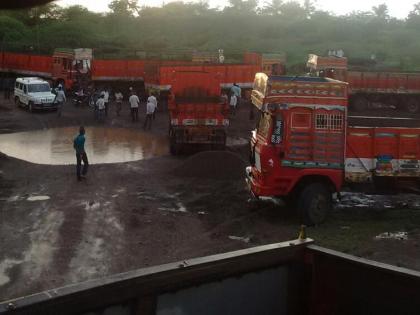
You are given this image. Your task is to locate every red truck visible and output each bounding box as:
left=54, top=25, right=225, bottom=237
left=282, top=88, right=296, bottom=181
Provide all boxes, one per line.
left=307, top=54, right=420, bottom=114
left=167, top=69, right=229, bottom=154
left=246, top=73, right=420, bottom=225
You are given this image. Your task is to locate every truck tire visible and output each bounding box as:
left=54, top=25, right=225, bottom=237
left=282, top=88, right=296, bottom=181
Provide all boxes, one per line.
left=297, top=183, right=332, bottom=226
left=406, top=98, right=420, bottom=114
left=351, top=96, right=368, bottom=112
left=28, top=101, right=33, bottom=113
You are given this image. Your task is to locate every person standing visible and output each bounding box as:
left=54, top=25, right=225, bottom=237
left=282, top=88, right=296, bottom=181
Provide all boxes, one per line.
left=55, top=85, right=66, bottom=117
left=230, top=83, right=241, bottom=107
left=129, top=91, right=140, bottom=122
left=73, top=126, right=89, bottom=181
left=96, top=94, right=106, bottom=122
left=144, top=96, right=156, bottom=130
left=115, top=90, right=123, bottom=116
left=147, top=92, right=158, bottom=120
left=103, top=88, right=110, bottom=116
left=229, top=93, right=237, bottom=116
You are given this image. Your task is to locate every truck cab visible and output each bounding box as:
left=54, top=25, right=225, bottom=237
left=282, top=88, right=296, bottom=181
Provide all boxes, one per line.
left=246, top=73, right=348, bottom=225
left=52, top=48, right=92, bottom=90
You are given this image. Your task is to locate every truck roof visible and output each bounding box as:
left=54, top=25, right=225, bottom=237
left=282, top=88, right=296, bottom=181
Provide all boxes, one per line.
left=252, top=73, right=348, bottom=110
left=269, top=75, right=336, bottom=83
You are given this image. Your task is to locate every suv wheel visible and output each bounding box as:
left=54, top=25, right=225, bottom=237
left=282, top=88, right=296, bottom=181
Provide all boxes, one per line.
left=28, top=101, right=33, bottom=113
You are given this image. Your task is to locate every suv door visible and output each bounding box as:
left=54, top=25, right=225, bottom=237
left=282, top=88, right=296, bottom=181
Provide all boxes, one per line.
left=14, top=82, right=23, bottom=104
left=22, top=84, right=29, bottom=105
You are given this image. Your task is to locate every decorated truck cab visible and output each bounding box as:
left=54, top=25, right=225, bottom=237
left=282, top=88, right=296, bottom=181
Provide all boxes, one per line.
left=246, top=73, right=420, bottom=225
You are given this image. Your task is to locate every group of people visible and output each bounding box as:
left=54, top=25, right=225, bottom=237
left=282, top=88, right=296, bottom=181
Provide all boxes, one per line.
left=91, top=87, right=158, bottom=129
left=128, top=89, right=158, bottom=130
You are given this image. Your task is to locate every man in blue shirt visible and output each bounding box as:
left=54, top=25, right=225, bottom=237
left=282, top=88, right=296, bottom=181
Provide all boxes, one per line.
left=73, top=126, right=89, bottom=181
left=230, top=83, right=241, bottom=107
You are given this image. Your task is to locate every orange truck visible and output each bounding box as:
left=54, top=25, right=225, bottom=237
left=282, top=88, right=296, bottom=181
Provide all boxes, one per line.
left=166, top=69, right=229, bottom=154
left=246, top=73, right=420, bottom=225
left=307, top=54, right=420, bottom=114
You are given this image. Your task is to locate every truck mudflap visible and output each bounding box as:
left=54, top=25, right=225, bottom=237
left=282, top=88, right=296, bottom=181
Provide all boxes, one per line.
left=2, top=239, right=420, bottom=315
left=245, top=166, right=257, bottom=198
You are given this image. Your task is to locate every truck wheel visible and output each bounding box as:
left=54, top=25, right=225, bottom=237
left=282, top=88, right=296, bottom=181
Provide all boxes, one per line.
left=28, top=101, right=33, bottom=113
left=406, top=98, right=420, bottom=114
left=298, top=183, right=332, bottom=226
left=351, top=96, right=368, bottom=112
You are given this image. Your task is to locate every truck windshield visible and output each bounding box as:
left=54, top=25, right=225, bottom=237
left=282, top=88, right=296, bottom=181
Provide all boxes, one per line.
left=257, top=112, right=271, bottom=138
left=28, top=84, right=50, bottom=93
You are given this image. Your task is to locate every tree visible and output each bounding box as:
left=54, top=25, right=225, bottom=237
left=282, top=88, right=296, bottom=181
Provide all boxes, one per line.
left=303, top=0, right=316, bottom=18
left=280, top=1, right=306, bottom=20
left=0, top=16, right=27, bottom=42
left=372, top=3, right=389, bottom=20
left=225, top=0, right=258, bottom=15
left=108, top=0, right=140, bottom=16
left=407, top=2, right=420, bottom=28
left=262, top=0, right=283, bottom=15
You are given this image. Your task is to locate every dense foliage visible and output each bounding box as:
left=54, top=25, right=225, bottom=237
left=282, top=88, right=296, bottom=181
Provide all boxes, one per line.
left=1, top=1, right=420, bottom=71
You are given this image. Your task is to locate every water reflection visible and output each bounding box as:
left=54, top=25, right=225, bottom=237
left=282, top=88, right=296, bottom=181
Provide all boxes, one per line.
left=0, top=127, right=169, bottom=165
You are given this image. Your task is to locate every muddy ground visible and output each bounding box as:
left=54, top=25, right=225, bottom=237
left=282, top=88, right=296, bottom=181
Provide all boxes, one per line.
left=1, top=97, right=420, bottom=301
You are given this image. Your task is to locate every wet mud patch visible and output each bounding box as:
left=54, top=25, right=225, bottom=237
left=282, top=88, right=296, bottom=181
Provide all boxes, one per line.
left=172, top=151, right=246, bottom=180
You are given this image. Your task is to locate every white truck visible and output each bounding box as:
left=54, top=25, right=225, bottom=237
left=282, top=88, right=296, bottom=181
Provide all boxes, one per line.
left=14, top=77, right=57, bottom=112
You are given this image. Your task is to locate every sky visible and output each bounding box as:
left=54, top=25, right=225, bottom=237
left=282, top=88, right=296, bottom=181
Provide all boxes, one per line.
left=55, top=0, right=419, bottom=18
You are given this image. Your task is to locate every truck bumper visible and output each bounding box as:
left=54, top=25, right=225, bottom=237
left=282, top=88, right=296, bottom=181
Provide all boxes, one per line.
left=245, top=166, right=285, bottom=198
left=171, top=127, right=226, bottom=145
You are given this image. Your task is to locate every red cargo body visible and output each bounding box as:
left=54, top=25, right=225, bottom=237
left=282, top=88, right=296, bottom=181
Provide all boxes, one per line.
left=346, top=127, right=420, bottom=182
left=0, top=52, right=52, bottom=78
left=167, top=69, right=229, bottom=154
left=92, top=59, right=146, bottom=81
left=347, top=71, right=420, bottom=94
left=307, top=54, right=420, bottom=114
left=247, top=73, right=420, bottom=225
left=146, top=63, right=261, bottom=92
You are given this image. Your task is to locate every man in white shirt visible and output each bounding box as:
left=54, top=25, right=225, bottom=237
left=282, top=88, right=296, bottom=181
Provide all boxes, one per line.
left=96, top=95, right=106, bottom=122
left=103, top=89, right=110, bottom=116
left=55, top=85, right=66, bottom=117
left=147, top=92, right=158, bottom=120
left=144, top=97, right=156, bottom=130
left=129, top=91, right=140, bottom=122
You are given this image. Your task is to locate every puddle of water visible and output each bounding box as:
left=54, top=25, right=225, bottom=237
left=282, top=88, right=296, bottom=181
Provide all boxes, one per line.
left=0, top=127, right=169, bottom=165
left=27, top=195, right=50, bottom=201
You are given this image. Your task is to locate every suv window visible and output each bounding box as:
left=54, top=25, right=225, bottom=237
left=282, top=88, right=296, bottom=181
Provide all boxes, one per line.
left=23, top=85, right=27, bottom=93
left=28, top=84, right=50, bottom=93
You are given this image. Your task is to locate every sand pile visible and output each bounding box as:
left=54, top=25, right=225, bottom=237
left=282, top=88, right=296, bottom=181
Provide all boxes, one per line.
left=173, top=151, right=247, bottom=180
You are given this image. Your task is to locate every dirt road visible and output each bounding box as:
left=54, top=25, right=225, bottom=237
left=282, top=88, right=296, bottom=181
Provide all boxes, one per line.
left=1, top=97, right=420, bottom=301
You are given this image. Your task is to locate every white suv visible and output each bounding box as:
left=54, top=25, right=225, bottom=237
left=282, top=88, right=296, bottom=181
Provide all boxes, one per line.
left=14, top=77, right=57, bottom=112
